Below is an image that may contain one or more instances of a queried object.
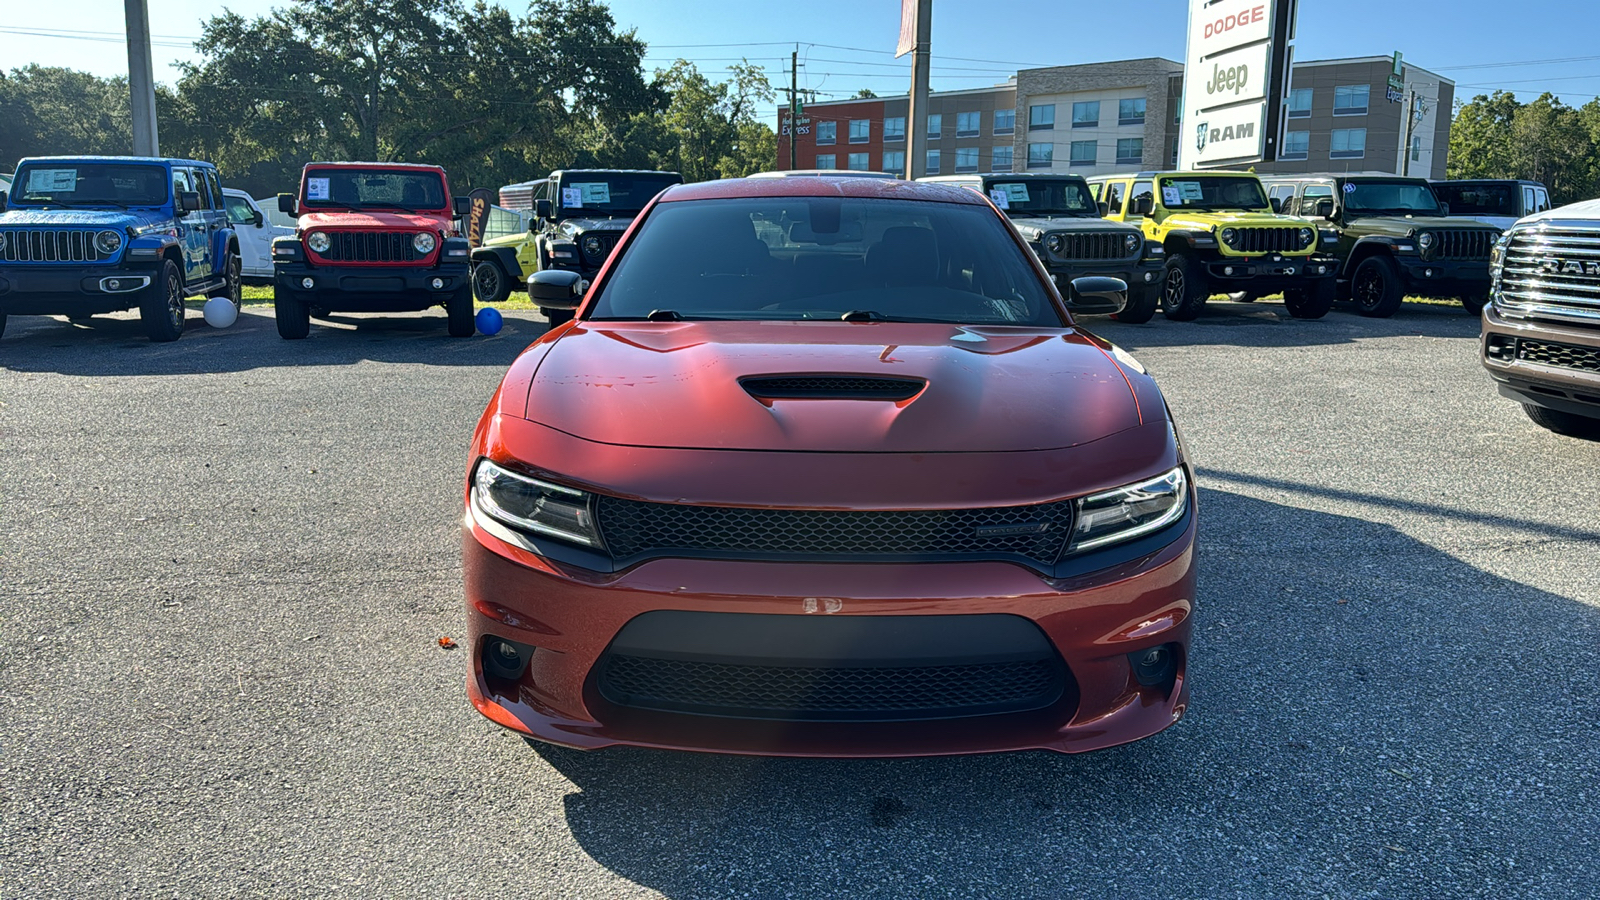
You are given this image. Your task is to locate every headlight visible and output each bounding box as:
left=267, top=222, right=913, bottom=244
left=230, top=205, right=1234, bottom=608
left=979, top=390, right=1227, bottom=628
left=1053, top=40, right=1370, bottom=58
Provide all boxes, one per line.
left=1068, top=467, right=1188, bottom=553
left=472, top=460, right=601, bottom=547
left=1417, top=232, right=1435, bottom=252
left=0, top=233, right=6, bottom=252
left=95, top=230, right=123, bottom=254
left=306, top=231, right=331, bottom=253
left=1124, top=233, right=1141, bottom=253
left=1298, top=227, right=1315, bottom=248
left=1490, top=231, right=1512, bottom=296
left=413, top=232, right=437, bottom=254
left=582, top=235, right=605, bottom=257
left=1220, top=228, right=1238, bottom=246
left=1045, top=234, right=1065, bottom=254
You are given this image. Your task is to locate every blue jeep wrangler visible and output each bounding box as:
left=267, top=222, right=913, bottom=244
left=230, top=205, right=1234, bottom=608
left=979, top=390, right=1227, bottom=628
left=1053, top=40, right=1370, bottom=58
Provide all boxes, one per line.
left=0, top=156, right=241, bottom=341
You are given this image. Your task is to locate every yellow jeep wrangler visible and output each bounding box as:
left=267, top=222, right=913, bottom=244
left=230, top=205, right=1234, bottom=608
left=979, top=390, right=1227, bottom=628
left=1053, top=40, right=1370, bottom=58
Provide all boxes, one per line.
left=1088, top=171, right=1338, bottom=321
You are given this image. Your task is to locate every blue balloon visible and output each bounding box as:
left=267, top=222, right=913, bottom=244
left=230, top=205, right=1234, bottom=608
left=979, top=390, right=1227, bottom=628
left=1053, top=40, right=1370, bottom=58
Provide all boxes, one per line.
left=475, top=307, right=503, bottom=335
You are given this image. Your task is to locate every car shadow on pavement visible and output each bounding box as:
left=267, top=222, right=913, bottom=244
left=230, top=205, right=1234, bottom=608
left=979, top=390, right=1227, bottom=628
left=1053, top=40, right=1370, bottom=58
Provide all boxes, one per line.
left=528, top=487, right=1598, bottom=899
left=0, top=308, right=553, bottom=375
left=1088, top=299, right=1481, bottom=352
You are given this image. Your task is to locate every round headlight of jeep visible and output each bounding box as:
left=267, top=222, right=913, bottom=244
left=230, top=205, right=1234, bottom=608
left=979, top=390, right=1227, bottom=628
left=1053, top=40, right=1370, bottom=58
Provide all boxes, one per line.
left=1045, top=234, right=1065, bottom=254
left=1417, top=232, right=1435, bottom=251
left=1124, top=233, right=1141, bottom=252
left=1221, top=228, right=1238, bottom=246
left=0, top=233, right=6, bottom=252
left=582, top=235, right=605, bottom=257
left=1298, top=227, right=1315, bottom=247
left=95, top=230, right=123, bottom=254
left=306, top=231, right=331, bottom=254
left=413, top=232, right=437, bottom=254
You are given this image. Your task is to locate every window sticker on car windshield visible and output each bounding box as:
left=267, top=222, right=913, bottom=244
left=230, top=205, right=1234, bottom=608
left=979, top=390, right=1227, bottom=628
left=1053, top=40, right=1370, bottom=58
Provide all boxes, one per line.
left=573, top=182, right=611, bottom=205
left=1177, top=181, right=1205, bottom=201
left=1162, top=185, right=1182, bottom=206
left=561, top=186, right=583, bottom=208
left=306, top=177, right=330, bottom=201
left=1004, top=183, right=1031, bottom=203
left=28, top=168, right=77, bottom=192
left=989, top=189, right=1010, bottom=209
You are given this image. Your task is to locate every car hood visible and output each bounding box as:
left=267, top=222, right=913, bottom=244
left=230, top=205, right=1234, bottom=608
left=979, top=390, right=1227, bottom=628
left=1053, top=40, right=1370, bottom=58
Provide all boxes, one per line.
left=0, top=208, right=161, bottom=229
left=520, top=321, right=1143, bottom=452
left=1010, top=216, right=1140, bottom=235
left=297, top=210, right=450, bottom=231
left=1343, top=214, right=1500, bottom=237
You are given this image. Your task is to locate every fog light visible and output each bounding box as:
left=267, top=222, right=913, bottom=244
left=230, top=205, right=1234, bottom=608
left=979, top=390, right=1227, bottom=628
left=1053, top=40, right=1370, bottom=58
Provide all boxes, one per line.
left=107, top=279, right=121, bottom=290
left=484, top=637, right=529, bottom=682
left=1130, top=644, right=1179, bottom=687
left=1224, top=266, right=1235, bottom=276
left=431, top=277, right=445, bottom=289
left=1424, top=268, right=1435, bottom=278
left=1144, top=271, right=1157, bottom=282
left=300, top=277, right=315, bottom=289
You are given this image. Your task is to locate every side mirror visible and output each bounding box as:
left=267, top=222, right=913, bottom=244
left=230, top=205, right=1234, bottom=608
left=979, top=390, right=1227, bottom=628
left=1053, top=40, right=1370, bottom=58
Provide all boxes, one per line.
left=1313, top=197, right=1335, bottom=219
left=178, top=191, right=202, bottom=213
left=251, top=210, right=264, bottom=228
left=278, top=193, right=298, bottom=216
left=1269, top=197, right=1283, bottom=213
left=1131, top=196, right=1153, bottom=217
left=535, top=198, right=552, bottom=220
left=454, top=196, right=472, bottom=216
left=1439, top=201, right=1450, bottom=217
left=527, top=269, right=584, bottom=310
left=1066, top=276, right=1128, bottom=316
left=1097, top=201, right=1110, bottom=217
left=0, top=190, right=7, bottom=213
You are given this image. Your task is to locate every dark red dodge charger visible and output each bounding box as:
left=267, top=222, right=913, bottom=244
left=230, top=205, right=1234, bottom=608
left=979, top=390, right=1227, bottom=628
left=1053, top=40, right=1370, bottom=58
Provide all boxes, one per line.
left=463, top=176, right=1196, bottom=756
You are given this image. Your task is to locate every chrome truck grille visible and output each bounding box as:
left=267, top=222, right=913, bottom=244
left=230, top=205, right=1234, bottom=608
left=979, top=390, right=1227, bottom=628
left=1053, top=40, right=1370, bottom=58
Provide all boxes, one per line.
left=1497, top=225, right=1600, bottom=324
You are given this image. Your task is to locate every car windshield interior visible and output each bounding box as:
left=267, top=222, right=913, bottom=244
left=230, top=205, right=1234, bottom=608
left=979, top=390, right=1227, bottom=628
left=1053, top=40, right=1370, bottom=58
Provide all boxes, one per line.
left=986, top=179, right=1097, bottom=216
left=1344, top=181, right=1443, bottom=215
left=10, top=163, right=169, bottom=207
left=301, top=169, right=447, bottom=210
left=588, top=196, right=1063, bottom=326
left=556, top=175, right=680, bottom=216
left=1431, top=183, right=1519, bottom=216
left=1158, top=176, right=1268, bottom=210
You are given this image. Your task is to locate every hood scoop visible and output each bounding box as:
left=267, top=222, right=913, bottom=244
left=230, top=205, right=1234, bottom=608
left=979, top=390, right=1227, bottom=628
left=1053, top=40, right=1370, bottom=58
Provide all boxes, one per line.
left=740, top=375, right=926, bottom=402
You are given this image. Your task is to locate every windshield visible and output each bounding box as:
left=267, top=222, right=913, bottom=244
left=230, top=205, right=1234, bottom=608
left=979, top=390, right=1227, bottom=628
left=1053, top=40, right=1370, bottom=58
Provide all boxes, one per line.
left=1157, top=176, right=1268, bottom=211
left=589, top=196, right=1062, bottom=327
left=1431, top=182, right=1519, bottom=217
left=556, top=174, right=680, bottom=216
left=9, top=162, right=169, bottom=207
left=1344, top=181, right=1442, bottom=215
left=301, top=169, right=447, bottom=211
left=986, top=179, right=1096, bottom=217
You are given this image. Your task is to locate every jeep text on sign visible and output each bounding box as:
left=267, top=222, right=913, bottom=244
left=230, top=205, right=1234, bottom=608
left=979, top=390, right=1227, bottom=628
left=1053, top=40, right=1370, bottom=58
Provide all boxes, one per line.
left=1196, top=42, right=1270, bottom=110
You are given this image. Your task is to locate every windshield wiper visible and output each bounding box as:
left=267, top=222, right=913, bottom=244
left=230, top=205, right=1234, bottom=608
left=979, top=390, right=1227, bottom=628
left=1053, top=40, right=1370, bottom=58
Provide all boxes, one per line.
left=645, top=309, right=681, bottom=321
left=841, top=309, right=887, bottom=322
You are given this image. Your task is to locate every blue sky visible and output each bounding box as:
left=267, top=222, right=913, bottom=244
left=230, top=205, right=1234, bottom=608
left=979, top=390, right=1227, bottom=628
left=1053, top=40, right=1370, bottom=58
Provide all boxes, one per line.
left=4, top=0, right=1598, bottom=118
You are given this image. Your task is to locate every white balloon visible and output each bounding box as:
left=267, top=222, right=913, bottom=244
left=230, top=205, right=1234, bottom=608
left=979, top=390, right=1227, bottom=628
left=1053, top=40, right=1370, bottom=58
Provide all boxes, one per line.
left=203, top=296, right=239, bottom=328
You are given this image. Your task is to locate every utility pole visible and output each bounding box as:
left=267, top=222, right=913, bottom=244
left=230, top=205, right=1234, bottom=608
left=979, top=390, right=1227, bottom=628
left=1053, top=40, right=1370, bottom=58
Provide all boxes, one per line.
left=788, top=49, right=798, bottom=171
left=903, top=0, right=932, bottom=180
left=125, top=0, right=160, bottom=156
left=1401, top=90, right=1427, bottom=177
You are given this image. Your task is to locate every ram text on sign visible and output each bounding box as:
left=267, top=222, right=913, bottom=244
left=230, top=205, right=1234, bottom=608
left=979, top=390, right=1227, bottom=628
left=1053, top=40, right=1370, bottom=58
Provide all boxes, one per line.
left=1191, top=107, right=1266, bottom=166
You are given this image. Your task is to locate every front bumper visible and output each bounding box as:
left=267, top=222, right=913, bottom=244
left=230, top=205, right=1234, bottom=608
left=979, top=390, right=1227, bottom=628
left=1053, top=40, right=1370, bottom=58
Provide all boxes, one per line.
left=1204, top=254, right=1337, bottom=289
left=1047, top=258, right=1165, bottom=292
left=462, top=502, right=1196, bottom=757
left=0, top=264, right=159, bottom=316
left=1482, top=305, right=1600, bottom=417
left=1396, top=257, right=1491, bottom=297
left=274, top=261, right=468, bottom=311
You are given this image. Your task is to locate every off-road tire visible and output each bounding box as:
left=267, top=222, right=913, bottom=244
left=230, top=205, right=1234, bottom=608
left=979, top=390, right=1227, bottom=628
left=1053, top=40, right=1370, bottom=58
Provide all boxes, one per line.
left=1161, top=253, right=1208, bottom=322
left=140, top=260, right=187, bottom=343
left=1227, top=291, right=1260, bottom=303
left=210, top=252, right=242, bottom=310
left=1114, top=286, right=1160, bottom=324
left=1351, top=255, right=1404, bottom=318
left=1460, top=293, right=1490, bottom=316
left=471, top=260, right=512, bottom=305
left=1523, top=404, right=1600, bottom=439
left=1283, top=280, right=1335, bottom=320
left=446, top=287, right=475, bottom=337
left=542, top=307, right=574, bottom=328
left=274, top=289, right=311, bottom=340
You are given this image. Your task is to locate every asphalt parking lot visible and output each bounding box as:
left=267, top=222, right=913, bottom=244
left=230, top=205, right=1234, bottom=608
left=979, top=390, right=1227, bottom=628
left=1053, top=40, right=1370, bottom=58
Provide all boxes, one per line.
left=3, top=299, right=1597, bottom=899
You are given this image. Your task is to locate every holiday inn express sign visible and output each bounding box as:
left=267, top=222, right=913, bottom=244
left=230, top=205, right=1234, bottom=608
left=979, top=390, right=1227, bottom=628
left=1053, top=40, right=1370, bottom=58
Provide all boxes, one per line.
left=1179, top=0, right=1297, bottom=169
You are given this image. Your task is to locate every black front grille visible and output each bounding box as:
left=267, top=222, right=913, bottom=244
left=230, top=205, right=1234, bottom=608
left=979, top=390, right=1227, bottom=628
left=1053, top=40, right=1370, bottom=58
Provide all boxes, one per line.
left=595, top=496, right=1077, bottom=568
left=1051, top=232, right=1135, bottom=260
left=1232, top=227, right=1302, bottom=254
left=599, top=654, right=1064, bottom=720
left=741, top=375, right=924, bottom=400
left=1434, top=229, right=1495, bottom=260
left=0, top=229, right=112, bottom=263
left=318, top=231, right=420, bottom=263
left=1516, top=338, right=1600, bottom=373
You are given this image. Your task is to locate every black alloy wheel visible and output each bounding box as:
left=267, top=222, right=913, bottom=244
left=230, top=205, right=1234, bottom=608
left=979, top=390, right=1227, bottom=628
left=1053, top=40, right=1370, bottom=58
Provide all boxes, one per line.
left=210, top=253, right=243, bottom=310
left=140, top=259, right=187, bottom=342
left=472, top=260, right=511, bottom=305
left=1351, top=256, right=1404, bottom=318
left=1161, top=254, right=1207, bottom=322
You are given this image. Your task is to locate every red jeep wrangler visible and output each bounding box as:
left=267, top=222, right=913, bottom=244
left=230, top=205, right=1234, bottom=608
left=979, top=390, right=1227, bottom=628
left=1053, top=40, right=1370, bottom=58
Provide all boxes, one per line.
left=273, top=162, right=473, bottom=338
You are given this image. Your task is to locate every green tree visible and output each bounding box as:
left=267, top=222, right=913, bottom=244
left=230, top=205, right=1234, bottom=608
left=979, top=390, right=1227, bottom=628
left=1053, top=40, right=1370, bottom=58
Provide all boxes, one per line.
left=0, top=66, right=133, bottom=164
left=644, top=60, right=775, bottom=181
left=1448, top=90, right=1599, bottom=205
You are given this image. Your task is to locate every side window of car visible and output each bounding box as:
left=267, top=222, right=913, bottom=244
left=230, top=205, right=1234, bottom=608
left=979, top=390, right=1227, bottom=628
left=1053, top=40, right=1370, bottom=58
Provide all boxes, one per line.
left=1268, top=184, right=1295, bottom=213
left=1130, top=180, right=1153, bottom=211
left=172, top=168, right=194, bottom=210
left=206, top=170, right=225, bottom=210
left=1088, top=181, right=1102, bottom=201
left=1534, top=187, right=1550, bottom=213
left=225, top=194, right=257, bottom=226
left=1105, top=181, right=1126, bottom=214
left=1300, top=184, right=1333, bottom=217
left=188, top=168, right=211, bottom=210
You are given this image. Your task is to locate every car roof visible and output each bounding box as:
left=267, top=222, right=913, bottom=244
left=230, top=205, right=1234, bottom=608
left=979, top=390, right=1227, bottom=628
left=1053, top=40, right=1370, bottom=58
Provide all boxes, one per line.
left=301, top=161, right=446, bottom=171
left=1430, top=178, right=1543, bottom=186
left=661, top=177, right=988, bottom=205
left=18, top=155, right=213, bottom=167
left=550, top=169, right=682, bottom=177
left=923, top=172, right=1086, bottom=182
left=1259, top=173, right=1428, bottom=183
left=749, top=169, right=897, bottom=179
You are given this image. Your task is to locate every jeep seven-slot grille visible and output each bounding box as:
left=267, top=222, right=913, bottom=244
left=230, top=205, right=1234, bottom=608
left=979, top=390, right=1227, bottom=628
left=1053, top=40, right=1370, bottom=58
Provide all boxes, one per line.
left=1499, top=228, right=1600, bottom=319
left=1052, top=232, right=1136, bottom=260
left=0, top=229, right=112, bottom=263
left=1231, top=227, right=1301, bottom=254
left=1434, top=229, right=1495, bottom=260
left=1515, top=338, right=1600, bottom=373
left=317, top=231, right=420, bottom=263
left=598, top=655, right=1065, bottom=720
left=594, top=496, right=1078, bottom=568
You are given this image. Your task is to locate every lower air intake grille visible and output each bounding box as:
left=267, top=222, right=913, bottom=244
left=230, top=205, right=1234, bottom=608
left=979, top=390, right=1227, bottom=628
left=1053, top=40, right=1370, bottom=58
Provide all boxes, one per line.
left=1516, top=338, right=1600, bottom=373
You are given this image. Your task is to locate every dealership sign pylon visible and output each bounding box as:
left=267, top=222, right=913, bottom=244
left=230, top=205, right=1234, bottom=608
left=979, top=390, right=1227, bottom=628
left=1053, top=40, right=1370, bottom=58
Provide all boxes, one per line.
left=1179, top=0, right=1298, bottom=170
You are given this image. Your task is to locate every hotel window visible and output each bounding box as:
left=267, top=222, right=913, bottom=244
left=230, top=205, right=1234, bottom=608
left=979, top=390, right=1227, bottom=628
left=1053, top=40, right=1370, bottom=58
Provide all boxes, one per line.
left=1070, top=140, right=1097, bottom=167
left=994, top=108, right=1015, bottom=134
left=925, top=149, right=941, bottom=173
left=1027, top=142, right=1053, bottom=168
left=1330, top=128, right=1367, bottom=159
left=1169, top=136, right=1179, bottom=167
left=955, top=147, right=979, bottom=172
left=816, top=121, right=836, bottom=145
left=1288, top=88, right=1313, bottom=118
left=1281, top=130, right=1310, bottom=160
left=956, top=111, right=980, bottom=137
left=1028, top=104, right=1054, bottom=131
left=1411, top=136, right=1422, bottom=162
left=883, top=116, right=905, bottom=141
left=1334, top=85, right=1370, bottom=116
left=882, top=150, right=905, bottom=175
left=847, top=152, right=870, bottom=170
left=1115, top=138, right=1143, bottom=165
left=1072, top=101, right=1099, bottom=128
left=849, top=119, right=870, bottom=143
left=815, top=153, right=836, bottom=169
left=992, top=145, right=1014, bottom=171
left=927, top=114, right=942, bottom=137
left=1118, top=98, right=1146, bottom=126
